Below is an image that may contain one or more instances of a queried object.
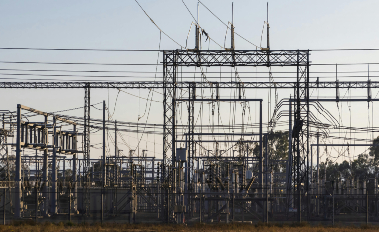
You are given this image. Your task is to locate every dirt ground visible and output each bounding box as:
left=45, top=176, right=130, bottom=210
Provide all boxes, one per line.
left=0, top=222, right=379, bottom=232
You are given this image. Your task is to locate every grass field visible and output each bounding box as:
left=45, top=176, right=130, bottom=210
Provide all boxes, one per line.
left=0, top=222, right=379, bottom=232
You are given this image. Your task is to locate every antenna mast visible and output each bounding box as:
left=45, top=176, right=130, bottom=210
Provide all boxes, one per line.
left=267, top=2, right=270, bottom=50
left=195, top=1, right=200, bottom=50
left=231, top=2, right=235, bottom=50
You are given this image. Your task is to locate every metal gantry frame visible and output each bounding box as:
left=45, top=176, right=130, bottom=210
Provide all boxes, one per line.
left=14, top=105, right=78, bottom=218
left=163, top=49, right=310, bottom=221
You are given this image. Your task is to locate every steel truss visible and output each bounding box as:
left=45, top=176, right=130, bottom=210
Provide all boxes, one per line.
left=84, top=83, right=91, bottom=217
left=292, top=52, right=309, bottom=221
left=0, top=80, right=377, bottom=89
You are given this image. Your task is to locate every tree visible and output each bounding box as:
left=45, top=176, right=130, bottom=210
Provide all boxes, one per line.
left=267, top=131, right=289, bottom=172
left=338, top=160, right=352, bottom=179
left=351, top=153, right=371, bottom=180
left=250, top=131, right=289, bottom=173
left=369, top=136, right=379, bottom=164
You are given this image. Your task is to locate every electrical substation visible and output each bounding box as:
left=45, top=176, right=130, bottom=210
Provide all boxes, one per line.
left=1, top=1, right=379, bottom=226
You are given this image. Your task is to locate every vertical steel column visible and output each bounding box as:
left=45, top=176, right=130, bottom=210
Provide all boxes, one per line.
left=306, top=51, right=310, bottom=220
left=68, top=187, right=71, bottom=222
left=15, top=104, right=21, bottom=218
left=259, top=100, right=263, bottom=191
left=114, top=120, right=118, bottom=185
left=332, top=189, right=334, bottom=226
left=3, top=188, right=5, bottom=225
left=162, top=53, right=167, bottom=181
left=298, top=55, right=302, bottom=223
left=101, top=190, right=104, bottom=224
left=294, top=51, right=301, bottom=222
left=163, top=50, right=177, bottom=178
left=51, top=116, right=57, bottom=214
left=83, top=84, right=91, bottom=217
left=293, top=50, right=309, bottom=222
left=187, top=82, right=195, bottom=217
left=287, top=97, right=292, bottom=211
left=43, top=149, right=48, bottom=215
left=367, top=191, right=369, bottom=225
left=35, top=183, right=38, bottom=223
left=84, top=84, right=90, bottom=167
left=103, top=100, right=106, bottom=187
left=171, top=52, right=177, bottom=167
left=73, top=125, right=77, bottom=211
left=115, top=120, right=117, bottom=159
left=43, top=115, right=48, bottom=215
left=316, top=133, right=319, bottom=215
left=163, top=51, right=177, bottom=222
left=265, top=135, right=269, bottom=223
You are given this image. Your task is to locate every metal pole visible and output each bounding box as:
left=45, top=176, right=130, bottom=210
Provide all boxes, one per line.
left=51, top=116, right=57, bottom=214
left=101, top=189, right=104, bottom=224
left=63, top=158, right=66, bottom=186
left=310, top=140, right=313, bottom=194
left=35, top=185, right=38, bottom=223
left=3, top=188, right=5, bottom=225
left=299, top=191, right=301, bottom=222
left=266, top=2, right=270, bottom=50
left=332, top=189, right=334, bottom=226
left=306, top=51, right=310, bottom=221
left=69, top=187, right=71, bottom=222
left=259, top=100, right=263, bottom=192
left=115, top=120, right=117, bottom=158
left=367, top=191, right=369, bottom=225
left=265, top=136, right=268, bottom=223
left=43, top=149, right=48, bottom=216
left=199, top=196, right=202, bottom=223
left=232, top=193, right=235, bottom=222
left=287, top=96, right=292, bottom=217
left=102, top=101, right=106, bottom=224
left=103, top=101, right=106, bottom=187
left=15, top=104, right=21, bottom=218
left=73, top=153, right=77, bottom=211
left=317, top=133, right=320, bottom=216
left=43, top=115, right=49, bottom=216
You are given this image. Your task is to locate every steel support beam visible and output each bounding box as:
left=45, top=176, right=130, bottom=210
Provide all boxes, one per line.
left=14, top=104, right=21, bottom=218
left=2, top=80, right=379, bottom=89
left=51, top=116, right=57, bottom=214
left=103, top=100, right=106, bottom=187
left=84, top=83, right=90, bottom=167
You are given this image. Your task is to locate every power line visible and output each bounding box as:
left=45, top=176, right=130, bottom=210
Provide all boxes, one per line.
left=1, top=73, right=378, bottom=80
left=182, top=0, right=197, bottom=23
left=312, top=48, right=379, bottom=51
left=0, top=61, right=161, bottom=66
left=134, top=0, right=184, bottom=49
left=2, top=47, right=379, bottom=52
left=0, top=48, right=162, bottom=52
left=1, top=68, right=378, bottom=75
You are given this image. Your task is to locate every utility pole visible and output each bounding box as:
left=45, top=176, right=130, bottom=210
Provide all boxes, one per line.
left=103, top=100, right=106, bottom=187
left=115, top=120, right=117, bottom=159
left=102, top=100, right=106, bottom=224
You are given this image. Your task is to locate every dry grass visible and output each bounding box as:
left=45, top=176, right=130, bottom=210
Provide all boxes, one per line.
left=0, top=221, right=378, bottom=232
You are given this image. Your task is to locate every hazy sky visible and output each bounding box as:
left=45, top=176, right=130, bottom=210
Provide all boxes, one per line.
left=0, top=0, right=379, bottom=164
left=1, top=0, right=378, bottom=50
